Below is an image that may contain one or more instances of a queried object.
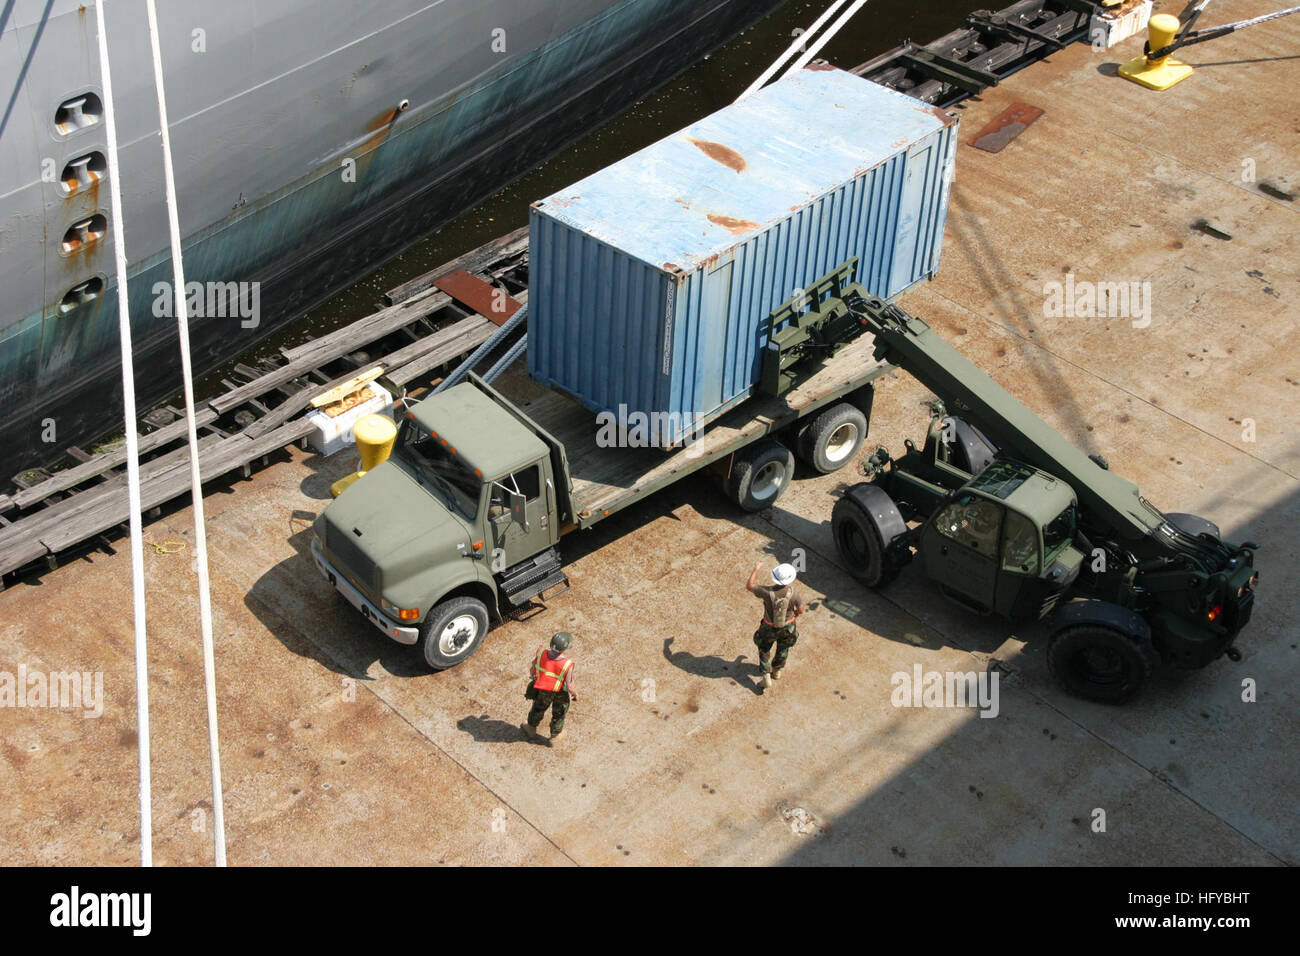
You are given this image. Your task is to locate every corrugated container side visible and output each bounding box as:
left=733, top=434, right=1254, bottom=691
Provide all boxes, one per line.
left=657, top=126, right=954, bottom=436
left=528, top=68, right=958, bottom=445
left=528, top=209, right=670, bottom=417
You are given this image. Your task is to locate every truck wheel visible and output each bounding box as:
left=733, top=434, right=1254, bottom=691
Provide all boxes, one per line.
left=419, top=596, right=490, bottom=670
left=728, top=440, right=795, bottom=512
left=1164, top=512, right=1221, bottom=540
left=832, top=492, right=898, bottom=587
left=1046, top=625, right=1158, bottom=703
left=798, top=403, right=868, bottom=474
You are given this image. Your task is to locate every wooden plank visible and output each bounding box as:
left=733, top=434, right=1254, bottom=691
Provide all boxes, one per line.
left=243, top=315, right=493, bottom=440
left=10, top=407, right=218, bottom=510
left=309, top=367, right=385, bottom=409
left=386, top=318, right=500, bottom=386
left=0, top=434, right=226, bottom=558
left=37, top=421, right=313, bottom=555
left=514, top=335, right=889, bottom=521
left=383, top=226, right=528, bottom=306
left=214, top=291, right=452, bottom=413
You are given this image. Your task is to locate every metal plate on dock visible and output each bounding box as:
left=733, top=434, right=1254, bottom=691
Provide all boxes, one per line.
left=969, top=102, right=1044, bottom=153
left=433, top=270, right=522, bottom=326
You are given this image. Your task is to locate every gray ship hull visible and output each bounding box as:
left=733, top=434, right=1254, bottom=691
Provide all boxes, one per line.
left=0, top=0, right=783, bottom=471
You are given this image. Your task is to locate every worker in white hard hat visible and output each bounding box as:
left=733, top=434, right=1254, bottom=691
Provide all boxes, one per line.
left=745, top=560, right=806, bottom=689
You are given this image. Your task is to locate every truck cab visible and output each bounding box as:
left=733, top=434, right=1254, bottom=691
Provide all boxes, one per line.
left=919, top=459, right=1083, bottom=620
left=312, top=382, right=564, bottom=669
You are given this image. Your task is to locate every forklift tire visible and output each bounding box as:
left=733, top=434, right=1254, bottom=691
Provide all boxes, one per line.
left=797, top=403, right=868, bottom=474
left=1164, top=512, right=1221, bottom=540
left=419, top=596, right=490, bottom=670
left=728, top=440, right=795, bottom=512
left=1046, top=624, right=1159, bottom=703
left=831, top=487, right=904, bottom=588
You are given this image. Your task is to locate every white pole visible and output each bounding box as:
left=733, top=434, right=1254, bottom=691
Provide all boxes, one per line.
left=735, top=0, right=849, bottom=102
left=784, top=0, right=873, bottom=76
left=143, top=0, right=228, bottom=867
left=92, top=0, right=153, bottom=869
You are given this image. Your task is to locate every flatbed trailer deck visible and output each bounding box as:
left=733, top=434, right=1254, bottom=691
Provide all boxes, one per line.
left=512, top=333, right=890, bottom=530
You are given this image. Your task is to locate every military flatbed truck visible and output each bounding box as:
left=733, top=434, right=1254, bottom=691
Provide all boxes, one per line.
left=311, top=311, right=886, bottom=669
left=828, top=289, right=1259, bottom=703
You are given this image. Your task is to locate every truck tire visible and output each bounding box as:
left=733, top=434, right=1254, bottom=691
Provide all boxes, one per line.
left=798, top=403, right=868, bottom=474
left=1164, top=512, right=1221, bottom=540
left=1046, top=624, right=1159, bottom=703
left=419, top=596, right=490, bottom=670
left=832, top=487, right=904, bottom=587
left=727, top=440, right=795, bottom=512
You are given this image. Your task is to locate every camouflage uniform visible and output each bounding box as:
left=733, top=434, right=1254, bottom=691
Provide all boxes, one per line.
left=752, top=583, right=803, bottom=676
left=527, top=688, right=571, bottom=734
left=753, top=621, right=799, bottom=675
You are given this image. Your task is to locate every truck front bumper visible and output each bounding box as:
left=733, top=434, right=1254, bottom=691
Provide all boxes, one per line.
left=312, top=541, right=420, bottom=645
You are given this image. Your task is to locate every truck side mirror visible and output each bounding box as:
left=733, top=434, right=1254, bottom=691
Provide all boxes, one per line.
left=509, top=490, right=530, bottom=532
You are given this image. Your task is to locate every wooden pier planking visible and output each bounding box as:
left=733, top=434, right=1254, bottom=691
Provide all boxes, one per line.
left=9, top=408, right=220, bottom=510
left=1, top=235, right=529, bottom=581
left=383, top=226, right=528, bottom=306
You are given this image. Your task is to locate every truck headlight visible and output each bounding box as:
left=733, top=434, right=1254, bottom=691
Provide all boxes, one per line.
left=380, top=597, right=419, bottom=620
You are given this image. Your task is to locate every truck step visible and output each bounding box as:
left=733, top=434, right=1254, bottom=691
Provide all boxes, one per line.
left=505, top=569, right=570, bottom=607
left=500, top=548, right=568, bottom=606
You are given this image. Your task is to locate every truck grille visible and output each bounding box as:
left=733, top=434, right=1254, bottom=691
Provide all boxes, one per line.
left=326, top=522, right=378, bottom=596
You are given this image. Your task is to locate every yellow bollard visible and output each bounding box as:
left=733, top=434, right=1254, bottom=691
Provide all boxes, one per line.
left=1118, top=13, right=1194, bottom=90
left=330, top=413, right=397, bottom=498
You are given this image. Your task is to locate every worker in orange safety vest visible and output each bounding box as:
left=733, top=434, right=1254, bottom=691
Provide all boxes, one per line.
left=522, top=632, right=578, bottom=744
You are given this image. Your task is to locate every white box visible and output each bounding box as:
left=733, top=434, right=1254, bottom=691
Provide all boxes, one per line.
left=306, top=384, right=394, bottom=456
left=1090, top=0, right=1153, bottom=50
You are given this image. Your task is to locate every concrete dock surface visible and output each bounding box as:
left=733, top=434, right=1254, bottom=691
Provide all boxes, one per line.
left=1, top=1, right=1296, bottom=865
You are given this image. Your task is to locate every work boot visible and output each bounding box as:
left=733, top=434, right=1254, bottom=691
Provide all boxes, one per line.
left=760, top=673, right=772, bottom=689
left=521, top=721, right=540, bottom=738
left=550, top=728, right=566, bottom=745
left=771, top=668, right=783, bottom=681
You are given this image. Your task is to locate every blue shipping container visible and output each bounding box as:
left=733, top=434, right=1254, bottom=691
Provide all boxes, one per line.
left=528, top=65, right=957, bottom=445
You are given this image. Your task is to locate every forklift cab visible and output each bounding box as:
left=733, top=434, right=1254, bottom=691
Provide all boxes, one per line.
left=920, top=460, right=1084, bottom=618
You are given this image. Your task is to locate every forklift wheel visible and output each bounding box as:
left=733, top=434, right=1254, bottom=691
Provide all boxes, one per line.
left=831, top=491, right=900, bottom=588
left=419, top=596, right=490, bottom=670
left=1046, top=624, right=1158, bottom=703
left=728, top=440, right=795, bottom=512
left=798, top=403, right=868, bottom=474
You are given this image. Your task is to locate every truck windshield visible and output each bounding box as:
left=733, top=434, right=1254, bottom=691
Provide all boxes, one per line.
left=1042, top=506, right=1076, bottom=557
left=394, top=421, right=480, bottom=520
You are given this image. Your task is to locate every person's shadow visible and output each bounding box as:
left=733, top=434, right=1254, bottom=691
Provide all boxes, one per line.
left=457, top=713, right=552, bottom=746
left=663, top=637, right=762, bottom=695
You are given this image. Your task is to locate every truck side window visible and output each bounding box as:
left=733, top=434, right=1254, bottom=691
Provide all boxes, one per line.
left=490, top=466, right=541, bottom=518
left=1001, top=509, right=1040, bottom=574
left=514, top=465, right=540, bottom=501
left=934, top=495, right=1002, bottom=554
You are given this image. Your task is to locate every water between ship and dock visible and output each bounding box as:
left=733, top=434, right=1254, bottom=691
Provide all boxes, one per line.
left=1, top=2, right=1296, bottom=866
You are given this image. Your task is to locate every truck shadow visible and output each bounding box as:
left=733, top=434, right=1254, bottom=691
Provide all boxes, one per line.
left=244, top=523, right=431, bottom=679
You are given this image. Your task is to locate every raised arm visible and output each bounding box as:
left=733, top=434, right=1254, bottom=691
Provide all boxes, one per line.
left=746, top=561, right=764, bottom=594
